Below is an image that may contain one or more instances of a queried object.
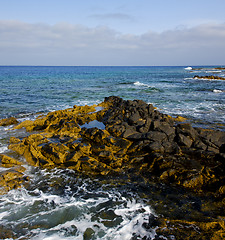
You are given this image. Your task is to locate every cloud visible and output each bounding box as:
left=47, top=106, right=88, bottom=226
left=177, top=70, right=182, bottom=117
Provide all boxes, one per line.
left=0, top=20, right=225, bottom=65
left=89, top=13, right=135, bottom=22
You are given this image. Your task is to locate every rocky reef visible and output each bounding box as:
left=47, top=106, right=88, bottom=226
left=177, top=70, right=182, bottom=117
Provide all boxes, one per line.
left=194, top=75, right=225, bottom=80
left=1, top=96, right=225, bottom=239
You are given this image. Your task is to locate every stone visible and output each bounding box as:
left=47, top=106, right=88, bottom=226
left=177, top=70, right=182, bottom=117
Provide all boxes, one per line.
left=145, top=131, right=167, bottom=142
left=194, top=75, right=225, bottom=80
left=128, top=111, right=141, bottom=124
left=176, top=123, right=198, bottom=140
left=0, top=154, right=22, bottom=168
left=176, top=133, right=193, bottom=148
left=126, top=132, right=144, bottom=140
left=83, top=228, right=95, bottom=240
left=122, top=126, right=139, bottom=138
left=0, top=117, right=18, bottom=126
left=147, top=142, right=164, bottom=153
left=220, top=144, right=225, bottom=153
left=143, top=213, right=159, bottom=229
left=0, top=166, right=27, bottom=193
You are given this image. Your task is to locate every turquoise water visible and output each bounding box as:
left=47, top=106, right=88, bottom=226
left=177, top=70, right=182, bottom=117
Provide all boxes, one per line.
left=0, top=66, right=225, bottom=239
left=1, top=66, right=225, bottom=128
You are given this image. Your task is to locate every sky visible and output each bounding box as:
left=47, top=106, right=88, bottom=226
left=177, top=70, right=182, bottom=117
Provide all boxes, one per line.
left=0, top=0, right=225, bottom=66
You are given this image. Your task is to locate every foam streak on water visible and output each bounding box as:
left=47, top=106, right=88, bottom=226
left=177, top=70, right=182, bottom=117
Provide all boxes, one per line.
left=0, top=167, right=156, bottom=240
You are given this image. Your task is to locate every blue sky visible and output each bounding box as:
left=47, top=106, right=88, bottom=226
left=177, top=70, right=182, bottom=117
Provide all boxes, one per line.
left=0, top=0, right=225, bottom=65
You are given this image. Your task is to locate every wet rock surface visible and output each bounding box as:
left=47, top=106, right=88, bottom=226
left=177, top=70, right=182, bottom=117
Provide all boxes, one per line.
left=1, top=96, right=225, bottom=239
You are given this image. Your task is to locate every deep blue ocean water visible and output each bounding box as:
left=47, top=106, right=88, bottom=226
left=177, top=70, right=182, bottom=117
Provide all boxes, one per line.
left=0, top=66, right=225, bottom=239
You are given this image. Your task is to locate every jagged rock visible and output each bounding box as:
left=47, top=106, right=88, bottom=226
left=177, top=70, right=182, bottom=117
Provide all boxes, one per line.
left=176, top=123, right=198, bottom=140
left=176, top=133, right=193, bottom=147
left=145, top=131, right=167, bottom=142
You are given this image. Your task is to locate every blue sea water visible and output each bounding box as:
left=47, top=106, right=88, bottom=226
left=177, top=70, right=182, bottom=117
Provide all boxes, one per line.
left=0, top=66, right=225, bottom=239
left=0, top=66, right=225, bottom=129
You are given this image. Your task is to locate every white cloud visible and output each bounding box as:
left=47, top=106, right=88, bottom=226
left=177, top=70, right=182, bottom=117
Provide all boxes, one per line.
left=0, top=20, right=225, bottom=65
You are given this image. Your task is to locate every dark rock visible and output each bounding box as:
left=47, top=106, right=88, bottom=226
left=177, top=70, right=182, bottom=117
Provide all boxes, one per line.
left=197, top=128, right=225, bottom=149
left=215, top=153, right=225, bottom=164
left=176, top=133, right=193, bottom=148
left=162, top=141, right=180, bottom=154
left=126, top=132, right=144, bottom=140
left=148, top=104, right=155, bottom=114
left=192, top=139, right=207, bottom=151
left=176, top=123, right=198, bottom=140
left=122, top=127, right=139, bottom=138
left=143, top=213, right=159, bottom=229
left=151, top=121, right=175, bottom=140
left=147, top=142, right=164, bottom=153
left=145, top=131, right=167, bottom=142
left=138, top=118, right=151, bottom=133
left=128, top=112, right=141, bottom=125
left=219, top=144, right=225, bottom=153
left=83, top=228, right=95, bottom=240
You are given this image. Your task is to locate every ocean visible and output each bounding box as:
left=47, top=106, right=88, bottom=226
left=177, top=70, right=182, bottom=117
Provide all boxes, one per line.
left=0, top=66, right=225, bottom=239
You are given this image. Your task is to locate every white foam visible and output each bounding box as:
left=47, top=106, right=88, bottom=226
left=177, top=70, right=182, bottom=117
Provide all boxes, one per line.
left=76, top=99, right=101, bottom=106
left=30, top=198, right=156, bottom=240
left=205, top=70, right=222, bottom=73
left=213, top=89, right=223, bottom=93
left=0, top=145, right=8, bottom=153
left=134, top=81, right=151, bottom=88
left=185, top=67, right=192, bottom=70
left=0, top=172, right=157, bottom=240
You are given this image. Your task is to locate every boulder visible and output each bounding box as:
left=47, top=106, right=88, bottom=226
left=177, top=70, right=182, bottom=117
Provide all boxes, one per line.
left=0, top=117, right=18, bottom=126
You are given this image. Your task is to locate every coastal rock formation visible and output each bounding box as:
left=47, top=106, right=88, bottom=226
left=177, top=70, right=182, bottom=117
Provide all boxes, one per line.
left=1, top=96, right=225, bottom=239
left=6, top=96, right=225, bottom=193
left=194, top=75, right=225, bottom=80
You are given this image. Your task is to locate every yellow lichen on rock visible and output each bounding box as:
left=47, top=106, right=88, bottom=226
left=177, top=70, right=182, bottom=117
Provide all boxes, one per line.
left=0, top=117, right=19, bottom=126
left=0, top=154, right=22, bottom=168
left=174, top=115, right=187, bottom=122
left=156, top=218, right=225, bottom=240
left=14, top=119, right=36, bottom=131
left=0, top=166, right=27, bottom=194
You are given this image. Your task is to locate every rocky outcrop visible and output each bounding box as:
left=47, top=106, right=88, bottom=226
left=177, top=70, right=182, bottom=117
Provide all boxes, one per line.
left=7, top=96, right=225, bottom=194
left=194, top=75, right=225, bottom=80
left=1, top=96, right=225, bottom=238
left=0, top=117, right=18, bottom=126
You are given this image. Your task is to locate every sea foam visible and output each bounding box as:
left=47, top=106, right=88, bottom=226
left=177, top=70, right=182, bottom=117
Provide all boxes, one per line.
left=185, top=67, right=192, bottom=70
left=134, top=81, right=151, bottom=88
left=213, top=89, right=223, bottom=93
left=0, top=167, right=157, bottom=240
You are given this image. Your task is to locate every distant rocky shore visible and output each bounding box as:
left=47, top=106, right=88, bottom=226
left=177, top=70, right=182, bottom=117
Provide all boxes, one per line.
left=194, top=75, right=225, bottom=80
left=1, top=96, right=225, bottom=239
